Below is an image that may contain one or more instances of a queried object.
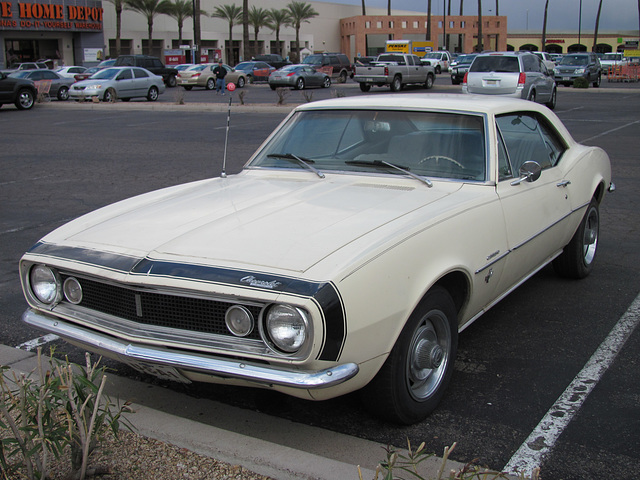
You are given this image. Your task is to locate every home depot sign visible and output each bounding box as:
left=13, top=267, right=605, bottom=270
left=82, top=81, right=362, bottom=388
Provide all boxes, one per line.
left=0, top=0, right=103, bottom=31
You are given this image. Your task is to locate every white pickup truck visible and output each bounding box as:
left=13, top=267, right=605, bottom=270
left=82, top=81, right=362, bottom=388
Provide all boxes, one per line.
left=354, top=53, right=436, bottom=92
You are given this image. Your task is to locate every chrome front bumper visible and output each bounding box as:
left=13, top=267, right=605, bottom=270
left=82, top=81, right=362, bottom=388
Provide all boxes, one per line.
left=22, top=309, right=359, bottom=389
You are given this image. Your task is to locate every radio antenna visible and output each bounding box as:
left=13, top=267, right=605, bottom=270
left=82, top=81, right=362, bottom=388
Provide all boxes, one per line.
left=221, top=95, right=232, bottom=178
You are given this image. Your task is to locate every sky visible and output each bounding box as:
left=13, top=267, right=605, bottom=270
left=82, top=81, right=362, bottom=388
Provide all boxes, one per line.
left=319, top=0, right=640, bottom=33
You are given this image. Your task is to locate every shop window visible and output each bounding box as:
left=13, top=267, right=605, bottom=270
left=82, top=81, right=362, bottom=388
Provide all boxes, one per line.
left=108, top=39, right=132, bottom=57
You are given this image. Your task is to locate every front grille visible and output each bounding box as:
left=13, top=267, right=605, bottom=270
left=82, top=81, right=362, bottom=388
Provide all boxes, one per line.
left=63, top=275, right=264, bottom=340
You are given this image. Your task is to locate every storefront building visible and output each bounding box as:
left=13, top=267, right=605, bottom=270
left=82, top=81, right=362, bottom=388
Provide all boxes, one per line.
left=1, top=0, right=104, bottom=68
left=507, top=31, right=639, bottom=54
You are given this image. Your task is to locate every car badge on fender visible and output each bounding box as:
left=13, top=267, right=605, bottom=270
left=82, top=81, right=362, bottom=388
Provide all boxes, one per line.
left=240, top=275, right=282, bottom=289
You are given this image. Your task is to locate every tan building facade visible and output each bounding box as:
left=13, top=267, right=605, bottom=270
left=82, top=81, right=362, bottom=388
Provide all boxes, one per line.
left=507, top=32, right=639, bottom=54
left=341, top=15, right=508, bottom=57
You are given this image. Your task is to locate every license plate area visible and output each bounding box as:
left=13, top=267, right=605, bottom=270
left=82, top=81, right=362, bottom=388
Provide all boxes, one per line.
left=123, top=359, right=192, bottom=384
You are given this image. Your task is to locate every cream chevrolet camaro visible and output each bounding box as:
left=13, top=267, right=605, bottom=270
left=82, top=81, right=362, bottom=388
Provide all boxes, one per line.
left=20, top=95, right=613, bottom=424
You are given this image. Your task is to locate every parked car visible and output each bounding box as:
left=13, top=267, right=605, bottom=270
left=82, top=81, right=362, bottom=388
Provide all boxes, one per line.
left=97, top=59, right=117, bottom=68
left=6, top=62, right=48, bottom=71
left=18, top=94, right=613, bottom=424
left=177, top=63, right=218, bottom=90
left=532, top=51, right=556, bottom=70
left=68, top=67, right=165, bottom=102
left=217, top=64, right=247, bottom=88
left=55, top=66, right=87, bottom=78
left=463, top=51, right=557, bottom=109
left=10, top=69, right=75, bottom=101
left=420, top=51, right=452, bottom=73
left=0, top=71, right=37, bottom=109
left=73, top=67, right=103, bottom=82
left=553, top=52, right=602, bottom=87
left=598, top=52, right=627, bottom=71
left=113, top=55, right=178, bottom=87
left=253, top=54, right=292, bottom=70
left=302, top=53, right=353, bottom=83
left=233, top=61, right=275, bottom=82
left=449, top=53, right=477, bottom=84
left=268, top=64, right=331, bottom=90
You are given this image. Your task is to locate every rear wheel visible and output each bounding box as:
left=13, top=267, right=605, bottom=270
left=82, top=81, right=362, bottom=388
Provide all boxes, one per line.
left=183, top=86, right=193, bottom=91
left=435, top=65, right=442, bottom=74
left=237, top=77, right=245, bottom=88
left=147, top=86, right=159, bottom=101
left=361, top=287, right=458, bottom=425
left=205, top=78, right=215, bottom=90
left=322, top=77, right=331, bottom=88
left=15, top=89, right=35, bottom=110
left=390, top=75, right=402, bottom=92
left=270, top=85, right=276, bottom=90
left=553, top=198, right=600, bottom=279
left=359, top=83, right=371, bottom=92
left=527, top=89, right=536, bottom=102
left=57, top=86, right=69, bottom=101
left=338, top=71, right=347, bottom=83
left=295, top=77, right=305, bottom=90
left=166, top=75, right=177, bottom=88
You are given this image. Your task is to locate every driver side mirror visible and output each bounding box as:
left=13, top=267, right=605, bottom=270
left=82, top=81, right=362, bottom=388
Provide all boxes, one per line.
left=511, top=161, right=542, bottom=185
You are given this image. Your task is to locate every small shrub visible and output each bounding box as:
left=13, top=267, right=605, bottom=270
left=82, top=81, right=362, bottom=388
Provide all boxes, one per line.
left=275, top=87, right=290, bottom=105
left=331, top=89, right=346, bottom=98
left=238, top=90, right=247, bottom=105
left=302, top=90, right=314, bottom=103
left=174, top=88, right=185, bottom=105
left=572, top=77, right=589, bottom=88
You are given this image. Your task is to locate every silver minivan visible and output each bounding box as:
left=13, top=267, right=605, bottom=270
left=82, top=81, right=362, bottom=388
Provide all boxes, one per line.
left=462, top=52, right=556, bottom=109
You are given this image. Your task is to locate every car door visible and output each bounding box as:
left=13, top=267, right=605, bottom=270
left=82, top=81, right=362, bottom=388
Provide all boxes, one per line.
left=114, top=68, right=135, bottom=98
left=495, top=111, right=573, bottom=292
left=132, top=68, right=150, bottom=96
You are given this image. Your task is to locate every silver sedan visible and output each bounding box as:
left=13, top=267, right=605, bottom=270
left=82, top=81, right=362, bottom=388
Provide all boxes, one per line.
left=269, top=64, right=331, bottom=90
left=69, top=67, right=165, bottom=102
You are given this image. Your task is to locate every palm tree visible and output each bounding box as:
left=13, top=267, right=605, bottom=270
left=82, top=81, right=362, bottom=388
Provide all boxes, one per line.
left=495, top=0, right=499, bottom=15
left=266, top=9, right=291, bottom=57
left=163, top=0, right=193, bottom=44
left=593, top=0, right=603, bottom=52
left=458, top=0, right=464, bottom=52
left=211, top=4, right=243, bottom=64
left=387, top=0, right=391, bottom=15
left=426, top=0, right=431, bottom=41
left=105, top=0, right=125, bottom=57
left=125, top=0, right=173, bottom=55
left=477, top=0, right=483, bottom=52
left=361, top=0, right=366, bottom=16
left=242, top=0, right=249, bottom=61
left=285, top=1, right=318, bottom=62
left=249, top=6, right=270, bottom=57
left=542, top=0, right=550, bottom=53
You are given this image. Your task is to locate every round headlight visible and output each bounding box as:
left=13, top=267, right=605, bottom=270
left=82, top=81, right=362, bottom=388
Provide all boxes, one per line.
left=29, top=265, right=61, bottom=305
left=63, top=277, right=83, bottom=304
left=225, top=305, right=254, bottom=337
left=264, top=304, right=307, bottom=353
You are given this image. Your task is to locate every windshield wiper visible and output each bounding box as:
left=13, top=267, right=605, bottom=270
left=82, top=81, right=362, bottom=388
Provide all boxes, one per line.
left=267, top=153, right=325, bottom=178
left=345, top=159, right=433, bottom=187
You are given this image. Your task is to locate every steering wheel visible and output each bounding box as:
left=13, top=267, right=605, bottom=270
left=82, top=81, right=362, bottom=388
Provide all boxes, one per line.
left=419, top=155, right=464, bottom=168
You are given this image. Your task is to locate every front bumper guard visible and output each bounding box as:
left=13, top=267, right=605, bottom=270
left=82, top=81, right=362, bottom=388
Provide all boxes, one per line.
left=22, top=309, right=359, bottom=389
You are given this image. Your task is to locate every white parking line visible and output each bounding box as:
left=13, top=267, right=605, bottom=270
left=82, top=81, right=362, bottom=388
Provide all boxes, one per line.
left=16, top=334, right=60, bottom=351
left=504, top=292, right=640, bottom=477
left=581, top=119, right=640, bottom=143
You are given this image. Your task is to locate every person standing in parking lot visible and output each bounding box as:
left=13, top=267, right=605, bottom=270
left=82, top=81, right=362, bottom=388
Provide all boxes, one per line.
left=213, top=60, right=227, bottom=95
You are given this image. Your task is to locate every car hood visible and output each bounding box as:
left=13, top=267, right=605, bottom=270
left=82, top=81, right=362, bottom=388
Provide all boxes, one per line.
left=41, top=171, right=467, bottom=276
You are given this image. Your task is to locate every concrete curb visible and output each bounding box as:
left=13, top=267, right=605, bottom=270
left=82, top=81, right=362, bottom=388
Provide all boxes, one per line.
left=1, top=344, right=472, bottom=480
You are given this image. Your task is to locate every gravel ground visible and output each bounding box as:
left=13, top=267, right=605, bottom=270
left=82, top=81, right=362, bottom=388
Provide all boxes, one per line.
left=6, top=429, right=275, bottom=480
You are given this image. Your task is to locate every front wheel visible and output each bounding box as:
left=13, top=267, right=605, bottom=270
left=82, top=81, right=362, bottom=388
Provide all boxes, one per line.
left=15, top=89, right=35, bottom=110
left=147, top=86, right=159, bottom=101
left=359, top=83, right=371, bottom=92
left=545, top=87, right=557, bottom=110
left=424, top=73, right=434, bottom=89
left=361, top=287, right=458, bottom=425
left=593, top=73, right=601, bottom=88
left=103, top=88, right=116, bottom=103
left=553, top=198, right=600, bottom=279
left=57, top=86, right=69, bottom=101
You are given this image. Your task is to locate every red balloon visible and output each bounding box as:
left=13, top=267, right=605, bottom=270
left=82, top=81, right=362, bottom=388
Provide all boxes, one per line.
left=227, top=82, right=236, bottom=92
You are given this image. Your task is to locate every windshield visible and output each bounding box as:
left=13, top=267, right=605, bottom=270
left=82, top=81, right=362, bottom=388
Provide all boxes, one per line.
left=91, top=68, right=120, bottom=80
left=456, top=55, right=476, bottom=64
left=424, top=53, right=443, bottom=59
left=248, top=110, right=486, bottom=182
left=11, top=71, right=31, bottom=78
left=302, top=55, right=322, bottom=66
left=602, top=53, right=622, bottom=60
left=234, top=62, right=253, bottom=70
left=559, top=55, right=588, bottom=66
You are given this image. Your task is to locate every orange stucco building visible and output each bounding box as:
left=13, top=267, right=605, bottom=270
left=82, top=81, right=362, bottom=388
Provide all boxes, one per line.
left=340, top=14, right=508, bottom=57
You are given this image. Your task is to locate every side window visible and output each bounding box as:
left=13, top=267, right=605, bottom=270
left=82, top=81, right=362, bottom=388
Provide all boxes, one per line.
left=496, top=112, right=567, bottom=179
left=42, top=71, right=57, bottom=79
left=133, top=68, right=148, bottom=78
left=117, top=69, right=133, bottom=80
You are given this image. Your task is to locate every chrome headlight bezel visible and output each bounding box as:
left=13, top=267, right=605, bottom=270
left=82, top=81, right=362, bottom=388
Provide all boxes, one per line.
left=28, top=264, right=62, bottom=305
left=225, top=305, right=255, bottom=337
left=260, top=304, right=310, bottom=355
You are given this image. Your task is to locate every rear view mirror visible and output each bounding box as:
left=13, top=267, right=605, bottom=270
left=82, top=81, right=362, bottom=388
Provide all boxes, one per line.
left=365, top=121, right=391, bottom=133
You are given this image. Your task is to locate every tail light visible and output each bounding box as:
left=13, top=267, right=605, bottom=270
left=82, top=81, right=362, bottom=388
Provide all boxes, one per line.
left=192, top=73, right=201, bottom=78
left=462, top=72, right=468, bottom=85
left=384, top=66, right=389, bottom=76
left=287, top=71, right=296, bottom=77
left=518, top=72, right=526, bottom=86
